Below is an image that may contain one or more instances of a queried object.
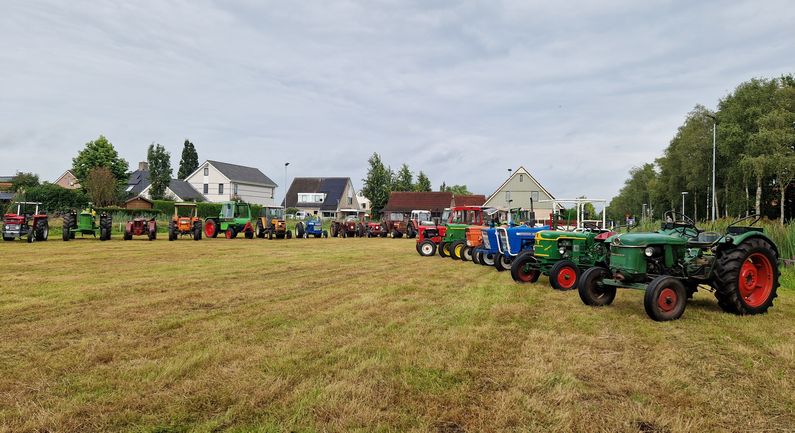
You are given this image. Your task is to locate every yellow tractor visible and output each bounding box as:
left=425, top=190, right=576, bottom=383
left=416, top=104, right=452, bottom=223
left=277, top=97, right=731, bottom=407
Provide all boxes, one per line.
left=257, top=206, right=292, bottom=239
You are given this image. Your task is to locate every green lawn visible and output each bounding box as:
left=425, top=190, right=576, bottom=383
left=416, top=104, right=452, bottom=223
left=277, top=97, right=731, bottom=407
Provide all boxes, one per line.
left=0, top=238, right=793, bottom=432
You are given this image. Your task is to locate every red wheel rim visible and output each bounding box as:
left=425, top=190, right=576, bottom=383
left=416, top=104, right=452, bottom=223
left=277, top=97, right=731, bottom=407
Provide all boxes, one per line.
left=517, top=260, right=535, bottom=282
left=204, top=221, right=215, bottom=237
left=557, top=266, right=577, bottom=289
left=657, top=287, right=678, bottom=312
left=225, top=229, right=232, bottom=239
left=739, top=253, right=774, bottom=308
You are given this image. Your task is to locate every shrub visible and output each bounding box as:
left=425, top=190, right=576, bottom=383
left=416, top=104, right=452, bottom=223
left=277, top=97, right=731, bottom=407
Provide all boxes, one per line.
left=22, top=183, right=88, bottom=213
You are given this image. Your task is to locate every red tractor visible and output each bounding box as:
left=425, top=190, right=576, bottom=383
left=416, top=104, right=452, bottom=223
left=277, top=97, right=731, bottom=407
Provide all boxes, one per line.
left=123, top=217, right=157, bottom=241
left=330, top=210, right=365, bottom=238
left=415, top=208, right=450, bottom=256
left=366, top=220, right=386, bottom=237
left=2, top=202, right=49, bottom=243
left=382, top=211, right=408, bottom=238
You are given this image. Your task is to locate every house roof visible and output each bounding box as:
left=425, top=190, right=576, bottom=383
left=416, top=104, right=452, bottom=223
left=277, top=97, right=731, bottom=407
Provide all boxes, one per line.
left=283, top=177, right=353, bottom=211
left=127, top=169, right=151, bottom=195
left=453, top=194, right=486, bottom=207
left=207, top=160, right=277, bottom=187
left=382, top=192, right=454, bottom=213
left=0, top=176, right=15, bottom=183
left=0, top=191, right=15, bottom=201
left=168, top=179, right=205, bottom=201
left=125, top=196, right=153, bottom=204
left=485, top=166, right=557, bottom=205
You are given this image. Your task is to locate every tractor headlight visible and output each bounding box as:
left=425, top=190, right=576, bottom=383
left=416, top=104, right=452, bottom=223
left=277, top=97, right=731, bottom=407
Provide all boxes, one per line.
left=558, top=247, right=567, bottom=255
left=644, top=246, right=661, bottom=257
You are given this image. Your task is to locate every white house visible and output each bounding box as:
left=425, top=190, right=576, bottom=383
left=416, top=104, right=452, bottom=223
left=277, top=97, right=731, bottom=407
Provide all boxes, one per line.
left=483, top=166, right=560, bottom=224
left=185, top=160, right=277, bottom=206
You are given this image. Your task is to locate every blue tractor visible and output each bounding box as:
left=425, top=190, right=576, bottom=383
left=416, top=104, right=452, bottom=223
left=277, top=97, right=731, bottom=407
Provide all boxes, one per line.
left=472, top=207, right=548, bottom=271
left=295, top=215, right=328, bottom=238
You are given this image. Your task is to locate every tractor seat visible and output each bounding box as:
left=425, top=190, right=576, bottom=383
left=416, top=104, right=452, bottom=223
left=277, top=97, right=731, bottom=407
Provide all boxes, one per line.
left=687, top=231, right=721, bottom=247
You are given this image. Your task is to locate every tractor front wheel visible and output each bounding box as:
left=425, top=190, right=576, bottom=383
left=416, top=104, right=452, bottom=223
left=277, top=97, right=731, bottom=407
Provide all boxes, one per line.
left=550, top=260, right=580, bottom=291
left=714, top=237, right=779, bottom=315
left=472, top=249, right=481, bottom=265
left=578, top=267, right=615, bottom=306
left=644, top=276, right=687, bottom=321
left=226, top=226, right=237, bottom=239
left=418, top=240, right=437, bottom=257
left=481, top=252, right=496, bottom=266
left=510, top=252, right=541, bottom=283
left=450, top=241, right=465, bottom=260
left=461, top=245, right=473, bottom=261
left=439, top=242, right=450, bottom=258
left=494, top=253, right=511, bottom=272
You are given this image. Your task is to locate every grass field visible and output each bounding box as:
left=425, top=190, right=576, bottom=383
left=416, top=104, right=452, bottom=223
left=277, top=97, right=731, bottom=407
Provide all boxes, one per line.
left=1, top=238, right=794, bottom=433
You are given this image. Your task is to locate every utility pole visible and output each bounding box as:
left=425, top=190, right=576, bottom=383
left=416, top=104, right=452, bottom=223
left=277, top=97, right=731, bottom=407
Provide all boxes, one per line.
left=681, top=191, right=688, bottom=216
left=283, top=162, right=290, bottom=214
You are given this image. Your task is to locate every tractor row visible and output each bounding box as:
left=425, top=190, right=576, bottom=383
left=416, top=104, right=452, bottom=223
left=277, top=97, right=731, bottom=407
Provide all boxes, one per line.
left=416, top=204, right=781, bottom=322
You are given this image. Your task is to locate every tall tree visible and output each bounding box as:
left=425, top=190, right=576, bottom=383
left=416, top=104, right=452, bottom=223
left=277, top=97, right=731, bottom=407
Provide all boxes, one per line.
left=361, top=153, right=392, bottom=216
left=72, top=135, right=129, bottom=186
left=177, top=139, right=199, bottom=179
left=446, top=185, right=471, bottom=195
left=414, top=171, right=432, bottom=192
left=11, top=172, right=40, bottom=192
left=84, top=167, right=119, bottom=206
left=439, top=182, right=447, bottom=192
left=393, top=164, right=414, bottom=191
left=147, top=143, right=172, bottom=200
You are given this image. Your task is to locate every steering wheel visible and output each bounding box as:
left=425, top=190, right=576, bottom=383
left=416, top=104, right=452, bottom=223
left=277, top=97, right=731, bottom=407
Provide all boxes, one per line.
left=662, top=210, right=697, bottom=238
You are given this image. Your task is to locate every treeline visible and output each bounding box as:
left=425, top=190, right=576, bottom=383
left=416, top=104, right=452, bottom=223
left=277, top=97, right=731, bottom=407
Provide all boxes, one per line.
left=360, top=153, right=471, bottom=215
left=609, top=74, right=795, bottom=223
left=9, top=136, right=201, bottom=211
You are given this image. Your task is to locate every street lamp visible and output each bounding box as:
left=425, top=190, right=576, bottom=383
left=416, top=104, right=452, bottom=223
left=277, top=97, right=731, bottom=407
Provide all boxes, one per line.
left=706, top=113, right=717, bottom=221
left=507, top=168, right=513, bottom=224
left=283, top=162, right=290, bottom=213
left=681, top=191, right=688, bottom=216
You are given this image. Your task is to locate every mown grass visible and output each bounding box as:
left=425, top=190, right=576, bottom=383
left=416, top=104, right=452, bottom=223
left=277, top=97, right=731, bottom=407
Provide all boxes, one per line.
left=0, top=238, right=793, bottom=433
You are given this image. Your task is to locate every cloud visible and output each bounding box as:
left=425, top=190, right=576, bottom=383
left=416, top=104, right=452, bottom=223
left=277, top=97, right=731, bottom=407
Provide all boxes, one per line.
left=1, top=0, right=793, bottom=204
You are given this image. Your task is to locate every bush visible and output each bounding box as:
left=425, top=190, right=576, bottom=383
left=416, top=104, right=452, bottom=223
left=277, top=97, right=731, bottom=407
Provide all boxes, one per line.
left=22, top=183, right=88, bottom=213
left=197, top=202, right=222, bottom=218
left=152, top=200, right=175, bottom=216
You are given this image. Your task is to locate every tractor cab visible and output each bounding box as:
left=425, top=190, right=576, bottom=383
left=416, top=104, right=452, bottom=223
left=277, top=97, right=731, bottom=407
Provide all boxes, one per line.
left=257, top=206, right=291, bottom=239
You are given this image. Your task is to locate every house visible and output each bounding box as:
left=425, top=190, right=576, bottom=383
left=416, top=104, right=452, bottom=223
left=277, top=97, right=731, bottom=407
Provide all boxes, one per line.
left=185, top=160, right=277, bottom=206
left=127, top=161, right=206, bottom=202
left=283, top=177, right=360, bottom=218
left=0, top=175, right=14, bottom=203
left=54, top=170, right=80, bottom=190
left=482, top=166, right=560, bottom=224
left=356, top=191, right=371, bottom=212
left=382, top=192, right=454, bottom=220
left=141, top=179, right=206, bottom=202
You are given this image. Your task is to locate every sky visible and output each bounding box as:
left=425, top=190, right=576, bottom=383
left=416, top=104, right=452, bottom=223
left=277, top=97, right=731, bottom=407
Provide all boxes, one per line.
left=1, top=1, right=794, bottom=205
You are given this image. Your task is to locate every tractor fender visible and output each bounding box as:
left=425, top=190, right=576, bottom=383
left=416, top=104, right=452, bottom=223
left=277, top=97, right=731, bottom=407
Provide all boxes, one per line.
left=243, top=221, right=254, bottom=233
left=148, top=220, right=157, bottom=234
left=718, top=231, right=780, bottom=258
left=125, top=221, right=133, bottom=232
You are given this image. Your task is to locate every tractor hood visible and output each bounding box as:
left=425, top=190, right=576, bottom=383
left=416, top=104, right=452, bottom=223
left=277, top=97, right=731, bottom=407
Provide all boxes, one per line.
left=535, top=230, right=591, bottom=241
left=3, top=214, right=24, bottom=224
left=610, top=233, right=688, bottom=247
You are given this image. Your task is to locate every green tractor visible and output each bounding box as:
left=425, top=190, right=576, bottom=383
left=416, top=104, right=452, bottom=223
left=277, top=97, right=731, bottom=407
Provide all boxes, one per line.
left=438, top=206, right=487, bottom=258
left=578, top=212, right=780, bottom=321
left=510, top=228, right=615, bottom=290
left=62, top=204, right=112, bottom=241
left=204, top=201, right=255, bottom=239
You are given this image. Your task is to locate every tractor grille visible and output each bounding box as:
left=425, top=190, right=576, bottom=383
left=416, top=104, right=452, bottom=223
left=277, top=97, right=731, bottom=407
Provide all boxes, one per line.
left=482, top=235, right=491, bottom=249
left=497, top=230, right=508, bottom=252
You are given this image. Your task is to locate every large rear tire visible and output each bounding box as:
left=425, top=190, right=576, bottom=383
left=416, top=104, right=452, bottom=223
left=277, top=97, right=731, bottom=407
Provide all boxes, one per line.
left=205, top=219, right=218, bottom=238
left=168, top=220, right=177, bottom=241
left=100, top=215, right=112, bottom=241
left=713, top=237, right=779, bottom=315
left=62, top=214, right=74, bottom=241
left=578, top=267, right=616, bottom=306
left=193, top=221, right=202, bottom=240
left=644, top=276, right=687, bottom=321
left=549, top=260, right=580, bottom=291
left=510, top=252, right=541, bottom=283
left=296, top=222, right=305, bottom=238
left=256, top=219, right=266, bottom=238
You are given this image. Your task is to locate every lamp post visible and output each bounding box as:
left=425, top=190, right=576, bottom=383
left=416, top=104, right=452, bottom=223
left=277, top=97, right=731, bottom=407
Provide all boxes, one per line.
left=283, top=162, right=290, bottom=214
left=706, top=113, right=717, bottom=221
left=507, top=168, right=512, bottom=224
left=681, top=191, right=688, bottom=216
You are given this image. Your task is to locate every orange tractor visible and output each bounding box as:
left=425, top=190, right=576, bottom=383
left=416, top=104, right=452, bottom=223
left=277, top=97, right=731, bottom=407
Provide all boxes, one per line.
left=168, top=202, right=203, bottom=241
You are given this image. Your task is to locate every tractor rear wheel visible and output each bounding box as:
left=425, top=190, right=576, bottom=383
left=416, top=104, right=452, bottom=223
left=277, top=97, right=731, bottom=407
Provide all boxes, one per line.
left=205, top=219, right=218, bottom=238
left=510, top=252, right=541, bottom=283
left=35, top=219, right=48, bottom=241
left=168, top=221, right=177, bottom=241
left=268, top=230, right=273, bottom=240
left=296, top=222, right=305, bottom=238
left=418, top=240, right=437, bottom=256
left=123, top=230, right=132, bottom=241
left=481, top=252, right=496, bottom=266
left=644, top=276, right=687, bottom=321
left=244, top=228, right=254, bottom=239
left=550, top=260, right=580, bottom=291
left=322, top=230, right=328, bottom=238
left=62, top=214, right=73, bottom=241
left=461, top=246, right=473, bottom=261
left=450, top=241, right=465, bottom=260
left=494, top=253, right=511, bottom=272
left=439, top=242, right=450, bottom=258
left=713, top=237, right=779, bottom=315
left=256, top=220, right=266, bottom=238
left=100, top=216, right=112, bottom=241
left=578, top=267, right=616, bottom=306
left=286, top=230, right=292, bottom=239
left=193, top=221, right=202, bottom=240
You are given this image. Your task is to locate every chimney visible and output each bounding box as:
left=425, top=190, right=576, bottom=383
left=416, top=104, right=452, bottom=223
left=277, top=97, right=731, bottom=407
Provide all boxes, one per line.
left=138, top=161, right=149, bottom=171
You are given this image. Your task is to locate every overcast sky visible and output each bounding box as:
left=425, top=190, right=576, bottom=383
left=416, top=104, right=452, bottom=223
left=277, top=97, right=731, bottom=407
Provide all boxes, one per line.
left=1, top=1, right=793, bottom=204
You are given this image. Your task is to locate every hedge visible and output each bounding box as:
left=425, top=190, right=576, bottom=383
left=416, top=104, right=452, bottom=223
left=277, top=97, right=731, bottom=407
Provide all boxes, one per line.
left=17, top=183, right=88, bottom=213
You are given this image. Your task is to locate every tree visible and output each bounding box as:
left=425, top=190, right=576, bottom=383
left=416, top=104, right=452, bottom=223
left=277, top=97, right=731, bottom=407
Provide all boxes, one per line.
left=439, top=182, right=447, bottom=192
left=442, top=184, right=471, bottom=195
left=361, top=153, right=392, bottom=216
left=577, top=196, right=597, bottom=220
left=84, top=167, right=119, bottom=206
left=393, top=164, right=414, bottom=191
left=11, top=172, right=39, bottom=192
left=177, top=139, right=199, bottom=179
left=72, top=135, right=129, bottom=186
left=147, top=143, right=172, bottom=200
left=25, top=183, right=88, bottom=212
left=414, top=171, right=432, bottom=192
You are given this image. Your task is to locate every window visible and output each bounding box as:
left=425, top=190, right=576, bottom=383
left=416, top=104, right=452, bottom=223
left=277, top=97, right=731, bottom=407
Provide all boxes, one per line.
left=233, top=183, right=238, bottom=194
left=348, top=197, right=353, bottom=205
left=298, top=193, right=326, bottom=203
left=505, top=191, right=512, bottom=203
left=203, top=184, right=208, bottom=194
left=218, top=183, right=224, bottom=194
left=519, top=174, right=524, bottom=182
left=203, top=167, right=209, bottom=176
left=531, top=191, right=539, bottom=202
